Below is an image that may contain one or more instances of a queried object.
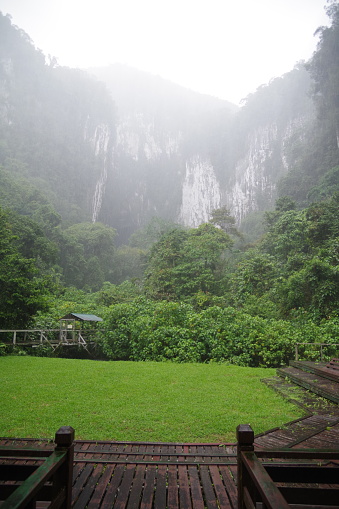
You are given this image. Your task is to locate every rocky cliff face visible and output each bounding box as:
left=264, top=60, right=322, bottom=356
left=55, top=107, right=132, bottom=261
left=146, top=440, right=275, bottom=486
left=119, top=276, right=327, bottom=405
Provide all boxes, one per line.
left=224, top=116, right=312, bottom=222
left=88, top=65, right=314, bottom=237
left=0, top=12, right=316, bottom=241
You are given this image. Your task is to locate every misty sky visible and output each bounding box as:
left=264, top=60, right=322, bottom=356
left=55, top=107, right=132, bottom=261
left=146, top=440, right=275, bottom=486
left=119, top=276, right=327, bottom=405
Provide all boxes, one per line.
left=1, top=0, right=329, bottom=105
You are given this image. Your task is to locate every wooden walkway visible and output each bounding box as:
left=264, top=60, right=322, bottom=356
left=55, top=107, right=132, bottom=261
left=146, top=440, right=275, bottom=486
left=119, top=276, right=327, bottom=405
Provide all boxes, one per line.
left=2, top=419, right=339, bottom=508
left=277, top=360, right=339, bottom=404
left=0, top=437, right=238, bottom=508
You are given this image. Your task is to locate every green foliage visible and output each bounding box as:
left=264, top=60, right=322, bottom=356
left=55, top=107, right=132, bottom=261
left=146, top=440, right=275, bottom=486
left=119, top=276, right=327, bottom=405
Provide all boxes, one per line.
left=60, top=222, right=117, bottom=290
left=95, top=281, right=142, bottom=306
left=309, top=1, right=339, bottom=133
left=32, top=286, right=102, bottom=329
left=99, top=298, right=339, bottom=367
left=144, top=223, right=232, bottom=299
left=278, top=4, right=339, bottom=205
left=129, top=217, right=182, bottom=250
left=0, top=343, right=8, bottom=356
left=276, top=257, right=339, bottom=319
left=230, top=251, right=278, bottom=304
left=308, top=166, right=339, bottom=201
left=110, top=244, right=146, bottom=284
left=262, top=209, right=310, bottom=261
left=0, top=207, right=50, bottom=328
left=259, top=194, right=339, bottom=319
left=209, top=206, right=242, bottom=237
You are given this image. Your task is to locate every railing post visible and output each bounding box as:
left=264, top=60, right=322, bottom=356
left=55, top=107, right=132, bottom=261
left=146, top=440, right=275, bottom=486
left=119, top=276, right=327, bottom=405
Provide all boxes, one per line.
left=13, top=331, right=16, bottom=345
left=54, top=426, right=75, bottom=508
left=320, top=343, right=323, bottom=362
left=295, top=344, right=298, bottom=361
left=237, top=424, right=254, bottom=509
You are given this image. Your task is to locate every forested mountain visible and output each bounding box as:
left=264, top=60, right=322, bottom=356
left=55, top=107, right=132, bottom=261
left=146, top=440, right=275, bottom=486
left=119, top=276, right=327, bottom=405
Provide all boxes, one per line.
left=1, top=7, right=337, bottom=239
left=0, top=2, right=339, bottom=342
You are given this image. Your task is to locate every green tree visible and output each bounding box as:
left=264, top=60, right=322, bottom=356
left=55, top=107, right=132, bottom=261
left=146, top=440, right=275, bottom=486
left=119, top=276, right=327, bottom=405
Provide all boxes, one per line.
left=144, top=223, right=232, bottom=299
left=0, top=208, right=49, bottom=328
left=60, top=222, right=117, bottom=290
left=209, top=205, right=241, bottom=237
left=309, top=1, right=339, bottom=143
left=144, top=227, right=188, bottom=299
left=230, top=251, right=278, bottom=305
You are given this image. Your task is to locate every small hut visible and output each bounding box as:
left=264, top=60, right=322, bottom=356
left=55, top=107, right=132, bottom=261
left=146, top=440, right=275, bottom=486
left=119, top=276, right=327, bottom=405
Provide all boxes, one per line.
left=59, top=313, right=103, bottom=344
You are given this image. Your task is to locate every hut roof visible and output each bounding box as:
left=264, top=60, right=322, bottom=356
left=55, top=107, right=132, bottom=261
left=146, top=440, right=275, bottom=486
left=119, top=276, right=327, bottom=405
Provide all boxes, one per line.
left=60, top=313, right=103, bottom=322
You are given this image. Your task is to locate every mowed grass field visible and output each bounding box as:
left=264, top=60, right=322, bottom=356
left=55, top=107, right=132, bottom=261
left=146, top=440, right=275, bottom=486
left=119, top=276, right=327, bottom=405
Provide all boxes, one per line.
left=0, top=357, right=302, bottom=442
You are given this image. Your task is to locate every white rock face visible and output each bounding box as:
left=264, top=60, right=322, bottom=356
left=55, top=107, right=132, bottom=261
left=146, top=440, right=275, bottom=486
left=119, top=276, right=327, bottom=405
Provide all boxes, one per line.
left=0, top=57, right=13, bottom=123
left=89, top=124, right=111, bottom=222
left=226, top=125, right=278, bottom=222
left=116, top=114, right=182, bottom=161
left=88, top=109, right=310, bottom=232
left=179, top=156, right=221, bottom=227
left=225, top=118, right=308, bottom=223
left=116, top=119, right=140, bottom=161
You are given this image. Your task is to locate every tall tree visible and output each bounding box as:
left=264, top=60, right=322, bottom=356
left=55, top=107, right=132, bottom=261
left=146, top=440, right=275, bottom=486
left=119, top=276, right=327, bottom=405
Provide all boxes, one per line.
left=0, top=208, right=49, bottom=328
left=60, top=222, right=117, bottom=290
left=144, top=223, right=232, bottom=299
left=309, top=1, right=339, bottom=146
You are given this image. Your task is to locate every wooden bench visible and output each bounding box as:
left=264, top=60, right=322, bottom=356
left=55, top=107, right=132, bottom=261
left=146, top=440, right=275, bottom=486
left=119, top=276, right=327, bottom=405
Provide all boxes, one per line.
left=0, top=426, right=74, bottom=509
left=237, top=424, right=339, bottom=509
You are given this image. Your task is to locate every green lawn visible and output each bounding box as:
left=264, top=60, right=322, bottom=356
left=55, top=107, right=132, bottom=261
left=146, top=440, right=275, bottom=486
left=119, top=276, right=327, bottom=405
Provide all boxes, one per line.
left=0, top=357, right=302, bottom=442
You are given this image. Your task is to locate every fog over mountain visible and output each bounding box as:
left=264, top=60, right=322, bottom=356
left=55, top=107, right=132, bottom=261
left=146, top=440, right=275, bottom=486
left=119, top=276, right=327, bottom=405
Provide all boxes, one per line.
left=0, top=9, right=338, bottom=244
left=0, top=0, right=329, bottom=105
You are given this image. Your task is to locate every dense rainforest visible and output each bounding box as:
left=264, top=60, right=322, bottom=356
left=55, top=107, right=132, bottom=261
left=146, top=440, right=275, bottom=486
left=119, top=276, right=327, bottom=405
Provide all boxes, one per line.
left=1, top=2, right=339, bottom=366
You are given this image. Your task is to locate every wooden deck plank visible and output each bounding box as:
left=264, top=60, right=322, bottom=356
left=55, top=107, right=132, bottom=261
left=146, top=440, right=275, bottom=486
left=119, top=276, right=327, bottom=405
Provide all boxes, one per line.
left=139, top=465, right=156, bottom=509
left=86, top=464, right=115, bottom=509
left=188, top=465, right=205, bottom=509
left=178, top=465, right=192, bottom=509
left=100, top=463, right=125, bottom=508
left=127, top=464, right=146, bottom=509
left=153, top=464, right=167, bottom=509
left=73, top=463, right=104, bottom=509
left=199, top=465, right=218, bottom=509
left=114, top=464, right=137, bottom=509
left=219, top=465, right=238, bottom=509
left=209, top=464, right=232, bottom=509
left=167, top=465, right=179, bottom=509
left=71, top=463, right=94, bottom=505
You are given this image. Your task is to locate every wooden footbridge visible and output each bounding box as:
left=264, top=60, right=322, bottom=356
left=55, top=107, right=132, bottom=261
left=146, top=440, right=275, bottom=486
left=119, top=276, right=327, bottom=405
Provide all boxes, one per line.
left=0, top=313, right=103, bottom=353
left=0, top=329, right=98, bottom=352
left=1, top=360, right=339, bottom=508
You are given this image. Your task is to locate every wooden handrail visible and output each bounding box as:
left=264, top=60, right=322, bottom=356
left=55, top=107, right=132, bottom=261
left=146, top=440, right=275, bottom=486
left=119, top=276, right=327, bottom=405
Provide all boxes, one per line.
left=237, top=424, right=339, bottom=509
left=0, top=426, right=74, bottom=509
left=295, top=342, right=339, bottom=361
left=0, top=329, right=101, bottom=347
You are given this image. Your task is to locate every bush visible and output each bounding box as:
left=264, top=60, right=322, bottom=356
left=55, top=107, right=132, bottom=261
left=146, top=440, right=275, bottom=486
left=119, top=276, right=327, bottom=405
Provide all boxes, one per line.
left=99, top=298, right=339, bottom=367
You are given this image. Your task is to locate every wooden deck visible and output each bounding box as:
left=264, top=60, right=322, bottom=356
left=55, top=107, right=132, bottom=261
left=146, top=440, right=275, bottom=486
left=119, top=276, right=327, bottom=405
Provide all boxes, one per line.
left=2, top=418, right=339, bottom=508
left=0, top=438, right=238, bottom=508
left=277, top=360, right=339, bottom=403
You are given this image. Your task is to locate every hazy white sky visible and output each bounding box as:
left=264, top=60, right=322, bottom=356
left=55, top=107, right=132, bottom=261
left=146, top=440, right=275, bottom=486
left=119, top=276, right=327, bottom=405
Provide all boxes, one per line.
left=1, top=0, right=330, bottom=104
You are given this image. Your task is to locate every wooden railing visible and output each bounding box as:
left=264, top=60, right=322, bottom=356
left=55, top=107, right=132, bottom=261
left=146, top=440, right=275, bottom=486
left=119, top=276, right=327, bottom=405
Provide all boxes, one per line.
left=0, top=329, right=100, bottom=348
left=0, top=426, right=74, bottom=508
left=237, top=424, right=339, bottom=509
left=295, top=342, right=339, bottom=361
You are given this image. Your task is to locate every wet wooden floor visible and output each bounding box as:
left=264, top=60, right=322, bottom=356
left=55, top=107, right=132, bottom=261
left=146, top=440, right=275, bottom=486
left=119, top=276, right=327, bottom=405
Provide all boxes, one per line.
left=2, top=416, right=339, bottom=508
